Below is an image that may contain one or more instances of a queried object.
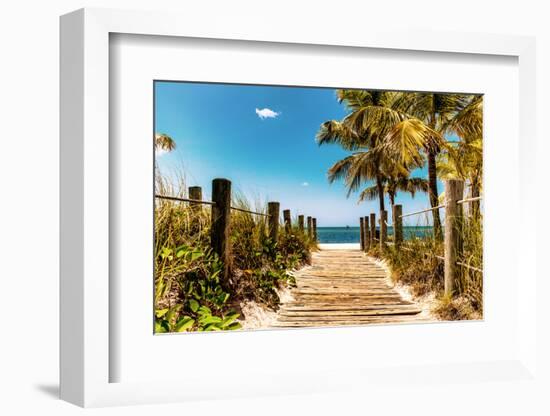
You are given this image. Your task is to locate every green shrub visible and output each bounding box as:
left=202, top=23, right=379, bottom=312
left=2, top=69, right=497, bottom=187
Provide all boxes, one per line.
left=369, top=215, right=483, bottom=320
left=154, top=174, right=313, bottom=332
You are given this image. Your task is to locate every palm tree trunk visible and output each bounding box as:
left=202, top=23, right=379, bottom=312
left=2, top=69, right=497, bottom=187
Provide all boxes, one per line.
left=376, top=175, right=385, bottom=212
left=427, top=150, right=442, bottom=239
left=389, top=192, right=395, bottom=212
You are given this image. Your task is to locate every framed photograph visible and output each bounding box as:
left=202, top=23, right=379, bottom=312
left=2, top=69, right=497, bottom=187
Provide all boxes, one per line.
left=152, top=80, right=483, bottom=332
left=60, top=8, right=537, bottom=407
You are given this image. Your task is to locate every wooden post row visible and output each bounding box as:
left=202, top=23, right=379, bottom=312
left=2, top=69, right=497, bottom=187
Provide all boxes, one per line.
left=359, top=217, right=365, bottom=250
left=211, top=179, right=231, bottom=286
left=307, top=216, right=312, bottom=239
left=444, top=179, right=464, bottom=296
left=380, top=210, right=387, bottom=249
left=312, top=218, right=317, bottom=241
left=370, top=213, right=376, bottom=243
left=268, top=202, right=280, bottom=242
left=188, top=186, right=202, bottom=211
left=363, top=216, right=370, bottom=251
left=393, top=204, right=403, bottom=245
left=283, top=209, right=292, bottom=232
left=298, top=215, right=304, bottom=232
left=188, top=186, right=202, bottom=231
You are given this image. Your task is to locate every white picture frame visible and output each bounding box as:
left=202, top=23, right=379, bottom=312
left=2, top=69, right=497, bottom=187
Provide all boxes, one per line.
left=60, top=7, right=538, bottom=407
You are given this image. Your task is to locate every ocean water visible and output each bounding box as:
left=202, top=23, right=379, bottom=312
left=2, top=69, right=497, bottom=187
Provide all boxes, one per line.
left=317, top=226, right=434, bottom=244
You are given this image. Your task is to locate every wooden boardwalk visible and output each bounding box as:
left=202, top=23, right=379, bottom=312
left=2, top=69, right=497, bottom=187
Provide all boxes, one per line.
left=273, top=249, right=427, bottom=328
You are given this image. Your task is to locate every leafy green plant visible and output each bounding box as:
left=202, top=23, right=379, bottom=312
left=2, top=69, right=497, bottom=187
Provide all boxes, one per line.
left=154, top=305, right=195, bottom=333
left=154, top=244, right=242, bottom=332
left=368, top=213, right=483, bottom=320
left=154, top=172, right=314, bottom=332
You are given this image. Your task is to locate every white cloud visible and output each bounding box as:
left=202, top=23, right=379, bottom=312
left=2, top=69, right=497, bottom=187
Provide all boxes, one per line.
left=155, top=148, right=168, bottom=157
left=301, top=182, right=309, bottom=187
left=255, top=107, right=280, bottom=119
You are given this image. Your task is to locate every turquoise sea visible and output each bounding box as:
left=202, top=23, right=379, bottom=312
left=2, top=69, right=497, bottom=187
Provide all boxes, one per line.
left=317, top=226, right=434, bottom=244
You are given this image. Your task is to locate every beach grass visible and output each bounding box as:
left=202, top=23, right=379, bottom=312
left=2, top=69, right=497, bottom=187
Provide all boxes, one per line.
left=154, top=172, right=316, bottom=333
left=369, top=212, right=483, bottom=320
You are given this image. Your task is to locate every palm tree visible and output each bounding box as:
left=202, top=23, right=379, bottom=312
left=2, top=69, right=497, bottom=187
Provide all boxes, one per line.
left=318, top=90, right=479, bottom=234
left=379, top=92, right=475, bottom=238
left=155, top=133, right=176, bottom=153
left=438, top=95, right=483, bottom=216
left=384, top=93, right=471, bottom=235
left=358, top=176, right=429, bottom=212
left=317, top=90, right=410, bottom=211
left=323, top=149, right=391, bottom=211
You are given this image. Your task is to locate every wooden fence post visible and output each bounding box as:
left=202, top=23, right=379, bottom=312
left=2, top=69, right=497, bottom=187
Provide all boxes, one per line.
left=364, top=216, right=370, bottom=251
left=188, top=186, right=202, bottom=211
left=444, top=179, right=465, bottom=297
left=298, top=215, right=304, bottom=232
left=393, top=204, right=403, bottom=246
left=211, top=179, right=231, bottom=286
left=359, top=217, right=365, bottom=250
left=380, top=210, right=387, bottom=249
left=307, top=216, right=313, bottom=239
left=188, top=186, right=203, bottom=232
left=370, top=213, right=376, bottom=243
left=312, top=218, right=317, bottom=241
left=268, top=202, right=280, bottom=242
left=283, top=209, right=291, bottom=232
left=470, top=187, right=481, bottom=219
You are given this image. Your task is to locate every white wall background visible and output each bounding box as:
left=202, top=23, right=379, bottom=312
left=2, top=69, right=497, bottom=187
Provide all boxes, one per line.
left=0, top=1, right=548, bottom=414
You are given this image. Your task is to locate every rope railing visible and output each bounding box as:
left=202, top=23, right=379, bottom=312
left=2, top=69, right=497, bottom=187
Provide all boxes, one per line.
left=398, top=244, right=482, bottom=272
left=456, top=261, right=483, bottom=273
left=360, top=181, right=484, bottom=297
left=155, top=194, right=270, bottom=217
left=157, top=180, right=318, bottom=285
left=457, top=196, right=482, bottom=204
left=229, top=206, right=271, bottom=217
left=399, top=204, right=445, bottom=219
left=155, top=194, right=215, bottom=205
left=399, top=196, right=483, bottom=219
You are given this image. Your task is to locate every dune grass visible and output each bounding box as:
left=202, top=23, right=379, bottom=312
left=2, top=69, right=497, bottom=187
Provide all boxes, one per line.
left=154, top=173, right=316, bottom=333
left=369, top=212, right=483, bottom=320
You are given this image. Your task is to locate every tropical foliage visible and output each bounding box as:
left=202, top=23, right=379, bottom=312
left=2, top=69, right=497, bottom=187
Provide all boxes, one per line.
left=318, top=91, right=482, bottom=223
left=358, top=176, right=428, bottom=210
left=154, top=174, right=316, bottom=332
left=154, top=87, right=483, bottom=327
left=318, top=89, right=483, bottom=319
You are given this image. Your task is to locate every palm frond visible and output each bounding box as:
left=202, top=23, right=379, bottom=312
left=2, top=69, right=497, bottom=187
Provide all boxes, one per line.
left=442, top=95, right=483, bottom=140
left=383, top=119, right=444, bottom=168
left=316, top=120, right=364, bottom=150
left=327, top=151, right=380, bottom=197
left=358, top=185, right=380, bottom=203
left=396, top=92, right=473, bottom=131
left=345, top=105, right=407, bottom=142
left=396, top=176, right=429, bottom=197
left=155, top=133, right=176, bottom=152
left=326, top=154, right=356, bottom=184
left=336, top=89, right=373, bottom=109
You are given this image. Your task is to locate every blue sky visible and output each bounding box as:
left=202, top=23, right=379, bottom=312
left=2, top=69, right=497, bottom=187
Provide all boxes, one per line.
left=155, top=81, right=440, bottom=227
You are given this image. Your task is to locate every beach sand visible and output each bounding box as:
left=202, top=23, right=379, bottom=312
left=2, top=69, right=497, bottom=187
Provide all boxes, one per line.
left=318, top=243, right=360, bottom=250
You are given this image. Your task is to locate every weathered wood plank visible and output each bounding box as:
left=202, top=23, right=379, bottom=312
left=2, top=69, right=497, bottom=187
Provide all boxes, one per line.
left=273, top=248, right=425, bottom=328
left=278, top=308, right=422, bottom=317
left=282, top=303, right=416, bottom=311
left=272, top=319, right=432, bottom=328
